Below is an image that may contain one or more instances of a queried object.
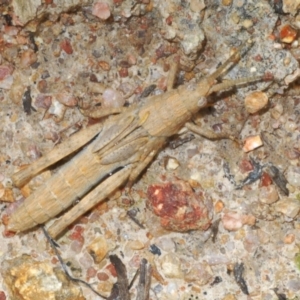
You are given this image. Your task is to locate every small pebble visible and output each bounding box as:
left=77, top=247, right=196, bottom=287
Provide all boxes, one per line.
left=97, top=282, right=114, bottom=297
left=97, top=272, right=109, bottom=281
left=190, top=0, right=206, bottom=11
left=102, top=88, right=125, bottom=108
left=60, top=38, right=73, bottom=54
left=284, top=68, right=300, bottom=85
left=19, top=49, right=37, bottom=68
left=239, top=158, right=254, bottom=173
left=98, top=60, right=110, bottom=71
left=286, top=166, right=300, bottom=187
left=119, top=67, right=128, bottom=78
left=242, top=214, right=256, bottom=226
left=184, top=263, right=213, bottom=285
left=165, top=157, right=179, bottom=170
left=230, top=12, right=240, bottom=24
left=160, top=253, right=182, bottom=278
left=87, top=236, right=108, bottom=263
left=284, top=56, right=291, bottom=66
left=86, top=267, right=97, bottom=280
left=280, top=24, right=298, bottom=43
left=274, top=198, right=300, bottom=218
left=126, top=240, right=145, bottom=250
left=242, top=135, right=263, bottom=152
left=0, top=65, right=13, bottom=81
left=70, top=240, right=84, bottom=253
left=284, top=233, right=295, bottom=244
left=46, top=98, right=66, bottom=120
left=165, top=282, right=179, bottom=295
left=79, top=252, right=93, bottom=268
left=92, top=2, right=111, bottom=20
left=260, top=172, right=272, bottom=187
left=155, top=237, right=175, bottom=252
left=259, top=185, right=279, bottom=204
left=149, top=244, right=161, bottom=256
left=222, top=212, right=243, bottom=231
left=214, top=200, right=224, bottom=213
left=222, top=212, right=255, bottom=231
left=222, top=294, right=237, bottom=300
left=285, top=148, right=300, bottom=160
left=128, top=254, right=141, bottom=269
left=282, top=0, right=300, bottom=15
left=242, top=19, right=253, bottom=28
left=284, top=120, right=297, bottom=132
left=270, top=103, right=283, bottom=120
left=244, top=91, right=268, bottom=114
left=37, top=80, right=48, bottom=93
left=222, top=0, right=232, bottom=6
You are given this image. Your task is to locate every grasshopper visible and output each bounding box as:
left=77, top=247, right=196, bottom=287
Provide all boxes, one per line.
left=7, top=43, right=262, bottom=238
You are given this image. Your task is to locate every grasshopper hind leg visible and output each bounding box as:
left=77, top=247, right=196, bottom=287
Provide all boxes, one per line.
left=47, top=164, right=135, bottom=238
left=127, top=137, right=166, bottom=187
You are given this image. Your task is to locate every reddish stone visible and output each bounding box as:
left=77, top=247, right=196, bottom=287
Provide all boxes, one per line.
left=69, top=225, right=84, bottom=243
left=74, top=225, right=84, bottom=234
left=263, top=72, right=274, bottom=82
left=166, top=16, right=173, bottom=25
left=128, top=254, right=141, bottom=269
left=119, top=67, right=128, bottom=78
left=280, top=24, right=297, bottom=43
left=98, top=60, right=110, bottom=71
left=106, top=263, right=117, bottom=277
left=37, top=80, right=48, bottom=93
left=155, top=44, right=166, bottom=59
left=121, top=197, right=134, bottom=206
left=134, top=85, right=143, bottom=95
left=147, top=180, right=211, bottom=231
left=86, top=267, right=97, bottom=280
left=0, top=65, right=13, bottom=80
left=2, top=228, right=15, bottom=238
left=239, top=158, right=253, bottom=174
left=35, top=94, right=52, bottom=109
left=253, top=54, right=263, bottom=62
left=97, top=272, right=109, bottom=281
left=4, top=25, right=19, bottom=36
left=60, top=38, right=73, bottom=55
left=260, top=172, right=273, bottom=187
left=0, top=291, right=6, bottom=300
left=51, top=257, right=59, bottom=264
left=157, top=76, right=167, bottom=91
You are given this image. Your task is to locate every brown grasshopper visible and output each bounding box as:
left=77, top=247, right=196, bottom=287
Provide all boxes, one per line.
left=7, top=43, right=262, bottom=238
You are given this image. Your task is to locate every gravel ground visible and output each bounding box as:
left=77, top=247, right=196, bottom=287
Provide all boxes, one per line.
left=0, top=0, right=300, bottom=299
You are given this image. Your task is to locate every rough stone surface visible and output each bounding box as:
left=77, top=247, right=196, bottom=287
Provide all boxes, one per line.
left=283, top=0, right=300, bottom=15
left=1, top=255, right=85, bottom=300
